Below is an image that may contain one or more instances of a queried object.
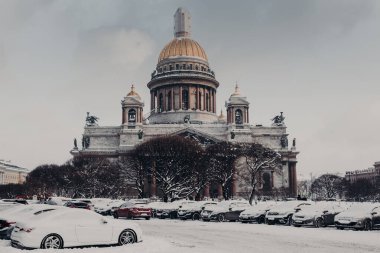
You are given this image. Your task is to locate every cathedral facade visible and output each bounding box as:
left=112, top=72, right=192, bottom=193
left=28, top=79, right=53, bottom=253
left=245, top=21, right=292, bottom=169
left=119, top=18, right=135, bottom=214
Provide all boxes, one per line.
left=71, top=8, right=299, bottom=198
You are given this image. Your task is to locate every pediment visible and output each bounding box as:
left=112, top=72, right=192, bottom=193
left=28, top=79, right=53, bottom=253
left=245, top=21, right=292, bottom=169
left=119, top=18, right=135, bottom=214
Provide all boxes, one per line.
left=170, top=127, right=221, bottom=145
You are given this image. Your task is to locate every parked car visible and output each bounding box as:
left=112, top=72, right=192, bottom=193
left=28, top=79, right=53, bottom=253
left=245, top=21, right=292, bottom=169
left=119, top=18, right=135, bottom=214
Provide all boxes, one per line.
left=146, top=201, right=166, bottom=218
left=334, top=203, right=380, bottom=231
left=11, top=208, right=143, bottom=249
left=73, top=199, right=94, bottom=210
left=156, top=200, right=195, bottom=219
left=201, top=200, right=251, bottom=222
left=64, top=201, right=92, bottom=210
left=178, top=201, right=217, bottom=220
left=46, top=197, right=71, bottom=206
left=0, top=204, right=64, bottom=239
left=292, top=202, right=347, bottom=228
left=1, top=199, right=28, bottom=205
left=265, top=201, right=311, bottom=225
left=113, top=201, right=152, bottom=220
left=95, top=199, right=124, bottom=216
left=239, top=202, right=277, bottom=224
left=0, top=200, right=21, bottom=212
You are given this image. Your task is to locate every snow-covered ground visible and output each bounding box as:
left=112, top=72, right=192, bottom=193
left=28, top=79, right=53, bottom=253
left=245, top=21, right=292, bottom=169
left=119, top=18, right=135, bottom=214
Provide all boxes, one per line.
left=1, top=219, right=380, bottom=253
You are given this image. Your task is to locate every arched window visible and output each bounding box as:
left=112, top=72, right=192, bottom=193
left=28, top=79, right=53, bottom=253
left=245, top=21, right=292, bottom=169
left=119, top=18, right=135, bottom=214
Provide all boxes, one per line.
left=128, top=109, right=136, bottom=123
left=195, top=65, right=199, bottom=70
left=182, top=89, right=189, bottom=110
left=167, top=91, right=172, bottom=111
left=235, top=109, right=243, bottom=124
left=170, top=65, right=173, bottom=71
left=158, top=93, right=163, bottom=112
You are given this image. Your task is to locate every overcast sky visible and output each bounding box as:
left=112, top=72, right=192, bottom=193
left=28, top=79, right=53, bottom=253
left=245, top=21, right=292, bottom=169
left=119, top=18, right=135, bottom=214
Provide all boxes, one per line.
left=0, top=0, right=379, bottom=178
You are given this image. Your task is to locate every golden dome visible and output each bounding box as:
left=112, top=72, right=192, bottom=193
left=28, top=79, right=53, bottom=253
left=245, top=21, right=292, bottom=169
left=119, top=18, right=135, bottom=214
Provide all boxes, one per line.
left=158, top=38, right=208, bottom=63
left=127, top=85, right=141, bottom=99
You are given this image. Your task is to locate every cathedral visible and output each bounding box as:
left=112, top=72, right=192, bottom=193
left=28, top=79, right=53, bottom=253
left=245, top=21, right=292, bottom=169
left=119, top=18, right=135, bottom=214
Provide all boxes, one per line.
left=71, top=8, right=299, bottom=198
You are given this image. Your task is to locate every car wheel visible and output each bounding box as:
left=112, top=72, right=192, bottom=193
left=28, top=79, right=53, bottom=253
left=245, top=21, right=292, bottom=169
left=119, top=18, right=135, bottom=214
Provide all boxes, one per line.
left=265, top=219, right=274, bottom=225
left=336, top=227, right=344, bottom=230
left=286, top=215, right=293, bottom=226
left=170, top=213, right=177, bottom=219
left=145, top=217, right=150, bottom=220
left=258, top=216, right=265, bottom=224
left=118, top=229, right=137, bottom=245
left=192, top=213, right=200, bottom=220
left=41, top=234, right=64, bottom=249
left=363, top=220, right=372, bottom=231
left=217, top=214, right=225, bottom=222
left=113, top=212, right=119, bottom=219
left=315, top=218, right=323, bottom=228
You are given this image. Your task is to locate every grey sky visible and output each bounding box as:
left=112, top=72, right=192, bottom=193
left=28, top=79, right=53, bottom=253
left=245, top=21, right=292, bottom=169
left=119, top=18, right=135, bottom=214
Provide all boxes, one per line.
left=0, top=0, right=379, bottom=178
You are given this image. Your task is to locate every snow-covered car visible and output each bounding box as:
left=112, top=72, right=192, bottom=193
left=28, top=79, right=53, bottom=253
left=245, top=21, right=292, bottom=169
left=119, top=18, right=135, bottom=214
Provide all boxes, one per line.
left=46, top=197, right=72, bottom=206
left=113, top=201, right=152, bottom=220
left=0, top=200, right=21, bottom=212
left=146, top=201, right=166, bottom=218
left=95, top=199, right=126, bottom=216
left=334, top=203, right=380, bottom=231
left=265, top=201, right=311, bottom=225
left=64, top=200, right=92, bottom=210
left=292, top=202, right=347, bottom=228
left=201, top=200, right=251, bottom=222
left=11, top=207, right=143, bottom=249
left=0, top=204, right=64, bottom=239
left=73, top=198, right=94, bottom=210
left=156, top=200, right=195, bottom=219
left=177, top=201, right=217, bottom=220
left=239, top=201, right=277, bottom=224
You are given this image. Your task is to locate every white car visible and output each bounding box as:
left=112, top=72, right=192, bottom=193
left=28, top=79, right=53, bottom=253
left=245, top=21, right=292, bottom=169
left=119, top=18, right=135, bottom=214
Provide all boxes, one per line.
left=11, top=207, right=143, bottom=249
left=0, top=204, right=64, bottom=239
left=46, top=197, right=72, bottom=206
left=265, top=201, right=311, bottom=225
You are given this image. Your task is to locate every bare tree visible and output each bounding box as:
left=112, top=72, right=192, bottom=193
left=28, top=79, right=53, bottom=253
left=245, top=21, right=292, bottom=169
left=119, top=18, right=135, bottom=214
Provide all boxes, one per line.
left=134, top=136, right=204, bottom=202
left=240, top=143, right=281, bottom=205
left=206, top=142, right=241, bottom=200
left=310, top=174, right=344, bottom=200
left=118, top=152, right=147, bottom=199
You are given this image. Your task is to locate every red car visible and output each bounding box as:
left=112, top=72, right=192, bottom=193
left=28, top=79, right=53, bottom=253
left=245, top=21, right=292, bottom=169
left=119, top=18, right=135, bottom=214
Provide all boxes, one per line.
left=113, top=201, right=152, bottom=220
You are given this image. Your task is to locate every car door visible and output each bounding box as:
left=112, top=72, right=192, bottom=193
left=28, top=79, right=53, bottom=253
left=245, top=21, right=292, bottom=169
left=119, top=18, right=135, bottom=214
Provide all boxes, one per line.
left=75, top=211, right=113, bottom=245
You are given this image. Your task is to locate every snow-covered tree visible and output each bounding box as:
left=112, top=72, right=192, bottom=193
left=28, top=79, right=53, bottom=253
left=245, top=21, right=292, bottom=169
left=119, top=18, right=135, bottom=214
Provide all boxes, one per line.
left=118, top=153, right=147, bottom=199
left=134, top=136, right=204, bottom=202
left=240, top=143, right=281, bottom=205
left=206, top=142, right=241, bottom=200
left=310, top=174, right=344, bottom=199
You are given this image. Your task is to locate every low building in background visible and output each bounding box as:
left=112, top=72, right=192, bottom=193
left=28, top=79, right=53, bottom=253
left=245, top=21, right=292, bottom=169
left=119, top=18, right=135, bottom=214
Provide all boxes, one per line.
left=345, top=161, right=380, bottom=184
left=0, top=160, right=29, bottom=185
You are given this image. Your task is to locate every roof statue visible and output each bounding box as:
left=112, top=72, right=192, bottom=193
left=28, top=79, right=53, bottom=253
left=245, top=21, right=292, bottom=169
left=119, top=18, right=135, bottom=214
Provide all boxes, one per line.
left=271, top=112, right=285, bottom=126
left=85, top=112, right=99, bottom=127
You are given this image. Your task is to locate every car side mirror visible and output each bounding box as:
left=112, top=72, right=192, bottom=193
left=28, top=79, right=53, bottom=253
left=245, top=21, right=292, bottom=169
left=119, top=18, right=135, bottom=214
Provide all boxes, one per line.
left=101, top=219, right=108, bottom=224
left=323, top=210, right=328, bottom=214
left=371, top=212, right=377, bottom=215
left=229, top=207, right=232, bottom=211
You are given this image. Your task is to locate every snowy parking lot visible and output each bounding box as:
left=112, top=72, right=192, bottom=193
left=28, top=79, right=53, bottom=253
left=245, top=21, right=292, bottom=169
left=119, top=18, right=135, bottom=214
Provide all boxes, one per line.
left=1, top=218, right=380, bottom=253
